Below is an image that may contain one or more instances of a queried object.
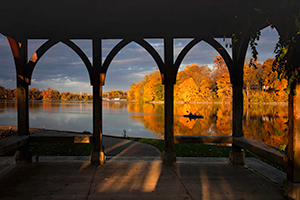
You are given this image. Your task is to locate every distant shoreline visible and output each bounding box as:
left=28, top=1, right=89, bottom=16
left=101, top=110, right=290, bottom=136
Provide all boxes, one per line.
left=0, top=99, right=288, bottom=106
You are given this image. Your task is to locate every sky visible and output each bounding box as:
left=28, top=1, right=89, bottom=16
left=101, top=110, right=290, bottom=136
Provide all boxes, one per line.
left=0, top=26, right=280, bottom=94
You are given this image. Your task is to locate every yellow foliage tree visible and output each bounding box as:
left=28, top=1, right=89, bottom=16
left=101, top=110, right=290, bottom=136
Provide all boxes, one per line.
left=216, top=73, right=232, bottom=102
left=178, top=78, right=199, bottom=102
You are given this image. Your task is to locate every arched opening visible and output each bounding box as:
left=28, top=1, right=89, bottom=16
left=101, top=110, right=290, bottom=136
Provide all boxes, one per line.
left=29, top=41, right=92, bottom=133
left=102, top=39, right=164, bottom=139
left=0, top=34, right=18, bottom=129
left=242, top=26, right=288, bottom=151
left=173, top=39, right=232, bottom=138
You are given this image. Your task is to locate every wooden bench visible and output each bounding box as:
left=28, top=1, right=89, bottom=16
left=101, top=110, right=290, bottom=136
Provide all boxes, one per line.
left=233, top=136, right=288, bottom=166
left=29, top=130, right=92, bottom=144
left=0, top=130, right=92, bottom=157
left=174, top=135, right=287, bottom=167
left=174, top=135, right=232, bottom=144
left=0, top=136, right=29, bottom=156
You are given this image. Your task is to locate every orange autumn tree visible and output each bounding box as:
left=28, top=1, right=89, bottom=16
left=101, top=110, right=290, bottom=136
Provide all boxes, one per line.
left=243, top=61, right=263, bottom=103
left=0, top=86, right=6, bottom=99
left=127, top=83, right=136, bottom=101
left=127, top=56, right=288, bottom=103
left=42, top=88, right=60, bottom=100
left=177, top=78, right=199, bottom=102
left=273, top=79, right=288, bottom=102
left=199, top=77, right=213, bottom=102
left=29, top=87, right=42, bottom=100
left=142, top=71, right=163, bottom=102
left=261, top=58, right=288, bottom=102
left=211, top=55, right=229, bottom=92
left=175, top=64, right=213, bottom=102
left=216, top=73, right=232, bottom=102
left=127, top=70, right=164, bottom=102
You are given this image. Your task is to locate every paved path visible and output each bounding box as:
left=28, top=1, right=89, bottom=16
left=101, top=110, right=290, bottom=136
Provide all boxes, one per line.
left=29, top=128, right=162, bottom=157
left=0, top=132, right=287, bottom=200
left=103, top=136, right=161, bottom=157
left=0, top=157, right=285, bottom=200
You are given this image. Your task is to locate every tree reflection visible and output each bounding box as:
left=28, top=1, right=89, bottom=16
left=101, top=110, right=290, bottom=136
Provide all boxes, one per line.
left=1, top=100, right=288, bottom=149
left=127, top=102, right=287, bottom=149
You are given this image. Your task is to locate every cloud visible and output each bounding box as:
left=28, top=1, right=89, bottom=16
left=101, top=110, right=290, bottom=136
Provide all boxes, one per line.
left=111, top=57, right=144, bottom=65
left=0, top=78, right=15, bottom=89
left=0, top=27, right=280, bottom=93
left=31, top=77, right=92, bottom=93
left=0, top=38, right=10, bottom=47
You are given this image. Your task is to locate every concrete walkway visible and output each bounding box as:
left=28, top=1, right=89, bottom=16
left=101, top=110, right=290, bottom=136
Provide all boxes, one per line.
left=103, top=136, right=161, bottom=157
left=0, top=136, right=287, bottom=200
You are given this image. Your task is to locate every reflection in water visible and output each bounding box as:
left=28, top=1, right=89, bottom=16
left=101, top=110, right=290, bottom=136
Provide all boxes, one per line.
left=0, top=100, right=288, bottom=149
left=127, top=102, right=288, bottom=149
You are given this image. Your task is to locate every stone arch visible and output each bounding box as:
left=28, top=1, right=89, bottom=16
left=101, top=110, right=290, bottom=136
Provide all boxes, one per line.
left=254, top=24, right=281, bottom=59
left=0, top=34, right=18, bottom=79
left=102, top=39, right=165, bottom=76
left=174, top=38, right=202, bottom=73
left=27, top=39, right=93, bottom=84
left=0, top=34, right=18, bottom=105
left=134, top=39, right=165, bottom=74
left=174, top=37, right=234, bottom=76
left=6, top=36, right=27, bottom=75
left=101, top=39, right=132, bottom=74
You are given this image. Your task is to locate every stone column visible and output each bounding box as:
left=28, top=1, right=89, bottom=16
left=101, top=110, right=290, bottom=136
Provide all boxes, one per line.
left=230, top=72, right=245, bottom=165
left=14, top=73, right=32, bottom=164
left=17, top=74, right=29, bottom=136
left=230, top=36, right=249, bottom=165
left=90, top=39, right=106, bottom=165
left=161, top=37, right=176, bottom=166
left=284, top=83, right=300, bottom=199
left=7, top=38, right=30, bottom=136
left=7, top=38, right=31, bottom=163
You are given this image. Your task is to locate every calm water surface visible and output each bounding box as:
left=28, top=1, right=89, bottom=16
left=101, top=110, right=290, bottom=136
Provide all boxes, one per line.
left=0, top=100, right=288, bottom=149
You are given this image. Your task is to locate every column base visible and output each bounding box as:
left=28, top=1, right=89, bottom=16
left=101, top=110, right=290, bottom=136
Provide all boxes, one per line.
left=14, top=150, right=32, bottom=164
left=90, top=151, right=106, bottom=165
left=161, top=151, right=176, bottom=166
left=284, top=180, right=300, bottom=200
left=229, top=149, right=245, bottom=165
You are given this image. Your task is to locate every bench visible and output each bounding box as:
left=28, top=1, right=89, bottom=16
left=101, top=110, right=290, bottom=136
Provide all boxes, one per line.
left=174, top=135, right=287, bottom=167
left=0, top=136, right=29, bottom=156
left=0, top=130, right=92, bottom=157
left=29, top=130, right=92, bottom=144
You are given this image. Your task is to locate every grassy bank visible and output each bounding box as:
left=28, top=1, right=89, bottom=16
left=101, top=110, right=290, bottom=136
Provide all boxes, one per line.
left=127, top=137, right=239, bottom=157
left=28, top=136, right=285, bottom=172
left=127, top=137, right=287, bottom=172
left=32, top=136, right=253, bottom=158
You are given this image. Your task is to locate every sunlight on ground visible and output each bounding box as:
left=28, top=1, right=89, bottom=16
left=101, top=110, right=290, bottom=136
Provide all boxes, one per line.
left=94, top=161, right=162, bottom=193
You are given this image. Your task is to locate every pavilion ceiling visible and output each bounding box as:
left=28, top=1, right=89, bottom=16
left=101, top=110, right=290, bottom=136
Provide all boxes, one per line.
left=0, top=0, right=287, bottom=39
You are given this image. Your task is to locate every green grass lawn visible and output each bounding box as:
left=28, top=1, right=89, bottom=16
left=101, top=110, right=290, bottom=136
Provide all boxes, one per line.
left=32, top=136, right=253, bottom=157
left=127, top=137, right=248, bottom=157
left=28, top=136, right=285, bottom=172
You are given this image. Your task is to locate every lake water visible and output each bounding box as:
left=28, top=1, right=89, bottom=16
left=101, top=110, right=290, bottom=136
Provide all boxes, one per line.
left=0, top=100, right=288, bottom=149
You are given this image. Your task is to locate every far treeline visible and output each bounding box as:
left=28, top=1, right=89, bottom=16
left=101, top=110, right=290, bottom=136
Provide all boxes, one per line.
left=0, top=55, right=287, bottom=103
left=0, top=87, right=94, bottom=101
left=128, top=56, right=288, bottom=103
left=0, top=86, right=127, bottom=101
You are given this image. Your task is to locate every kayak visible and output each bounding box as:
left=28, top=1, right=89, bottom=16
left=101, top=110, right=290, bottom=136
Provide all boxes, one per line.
left=183, top=113, right=204, bottom=119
